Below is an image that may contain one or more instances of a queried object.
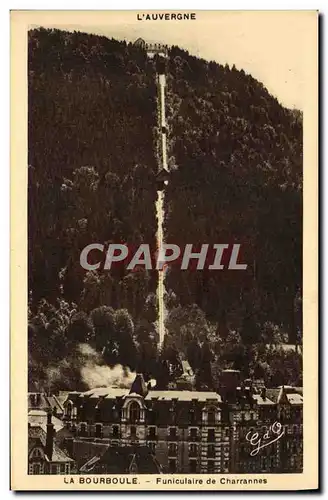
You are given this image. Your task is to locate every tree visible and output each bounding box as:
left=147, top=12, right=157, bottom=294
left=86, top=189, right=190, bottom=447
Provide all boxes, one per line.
left=90, top=305, right=115, bottom=353
left=67, top=311, right=93, bottom=344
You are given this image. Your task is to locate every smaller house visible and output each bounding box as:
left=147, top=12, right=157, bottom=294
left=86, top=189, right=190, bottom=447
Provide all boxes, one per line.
left=28, top=409, right=73, bottom=449
left=28, top=412, right=74, bottom=475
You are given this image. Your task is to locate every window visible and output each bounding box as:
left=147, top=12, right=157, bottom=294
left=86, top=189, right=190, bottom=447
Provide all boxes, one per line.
left=168, top=443, right=177, bottom=456
left=207, top=460, right=215, bottom=473
left=148, top=408, right=157, bottom=425
left=112, top=425, right=119, bottom=438
left=207, top=429, right=215, bottom=442
left=130, top=426, right=137, bottom=437
left=33, top=463, right=41, bottom=474
left=50, top=464, right=58, bottom=475
left=80, top=423, right=87, bottom=437
left=208, top=409, right=215, bottom=425
left=169, top=459, right=177, bottom=473
left=169, top=405, right=176, bottom=425
left=169, top=427, right=177, bottom=439
left=66, top=401, right=72, bottom=418
left=148, top=427, right=157, bottom=439
left=189, top=459, right=197, bottom=473
left=95, top=424, right=103, bottom=438
left=225, top=428, right=230, bottom=438
left=207, top=444, right=215, bottom=458
left=189, top=408, right=196, bottom=424
left=224, top=459, right=229, bottom=470
left=60, top=464, right=65, bottom=474
left=130, top=402, right=140, bottom=423
left=189, top=443, right=198, bottom=457
left=189, top=428, right=198, bottom=440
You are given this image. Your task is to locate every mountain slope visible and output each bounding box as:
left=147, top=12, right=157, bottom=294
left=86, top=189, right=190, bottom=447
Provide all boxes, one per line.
left=28, top=28, right=302, bottom=390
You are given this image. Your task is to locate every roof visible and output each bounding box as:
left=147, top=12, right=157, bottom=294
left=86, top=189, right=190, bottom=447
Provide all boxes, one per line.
left=57, top=391, right=72, bottom=405
left=80, top=445, right=162, bottom=474
left=286, top=393, right=303, bottom=405
left=277, top=386, right=303, bottom=405
left=265, top=344, right=302, bottom=352
left=253, top=394, right=275, bottom=406
left=82, top=388, right=128, bottom=398
left=145, top=390, right=221, bottom=402
left=266, top=389, right=281, bottom=403
left=28, top=426, right=74, bottom=463
left=28, top=410, right=65, bottom=433
left=47, top=395, right=64, bottom=414
left=28, top=393, right=64, bottom=415
left=221, top=369, right=241, bottom=373
left=72, top=439, right=109, bottom=469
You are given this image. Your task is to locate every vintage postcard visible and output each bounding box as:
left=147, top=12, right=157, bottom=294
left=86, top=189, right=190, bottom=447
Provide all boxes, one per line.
left=11, top=10, right=318, bottom=491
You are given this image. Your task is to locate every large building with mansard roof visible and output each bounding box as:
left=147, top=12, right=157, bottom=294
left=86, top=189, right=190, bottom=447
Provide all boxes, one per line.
left=60, top=371, right=303, bottom=474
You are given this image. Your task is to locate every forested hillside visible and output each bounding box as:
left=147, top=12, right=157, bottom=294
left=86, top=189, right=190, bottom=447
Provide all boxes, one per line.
left=28, top=28, right=302, bottom=392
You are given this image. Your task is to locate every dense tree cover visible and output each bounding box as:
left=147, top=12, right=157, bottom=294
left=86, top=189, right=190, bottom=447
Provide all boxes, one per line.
left=164, top=46, right=302, bottom=346
left=28, top=28, right=302, bottom=392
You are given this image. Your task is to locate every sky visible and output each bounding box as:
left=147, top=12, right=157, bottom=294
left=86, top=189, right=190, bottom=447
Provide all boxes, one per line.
left=30, top=10, right=317, bottom=110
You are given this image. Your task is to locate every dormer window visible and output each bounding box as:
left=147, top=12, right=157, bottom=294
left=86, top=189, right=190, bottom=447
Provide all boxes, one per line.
left=208, top=409, right=215, bottom=425
left=189, top=408, right=196, bottom=424
left=66, top=401, right=73, bottom=418
left=129, top=402, right=140, bottom=423
left=31, top=447, right=43, bottom=459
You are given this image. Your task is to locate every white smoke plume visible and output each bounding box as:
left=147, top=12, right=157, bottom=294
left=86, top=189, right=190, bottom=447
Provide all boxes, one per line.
left=78, top=344, right=136, bottom=389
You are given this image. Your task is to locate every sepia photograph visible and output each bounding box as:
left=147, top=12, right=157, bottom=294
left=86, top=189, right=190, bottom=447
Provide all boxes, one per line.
left=10, top=10, right=318, bottom=491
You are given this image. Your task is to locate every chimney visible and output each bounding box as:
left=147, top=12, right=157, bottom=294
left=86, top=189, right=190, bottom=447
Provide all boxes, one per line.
left=45, top=411, right=54, bottom=461
left=36, top=393, right=41, bottom=407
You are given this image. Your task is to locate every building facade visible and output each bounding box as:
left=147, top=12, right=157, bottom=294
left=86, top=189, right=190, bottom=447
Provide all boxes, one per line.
left=28, top=412, right=75, bottom=475
left=62, top=371, right=303, bottom=474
